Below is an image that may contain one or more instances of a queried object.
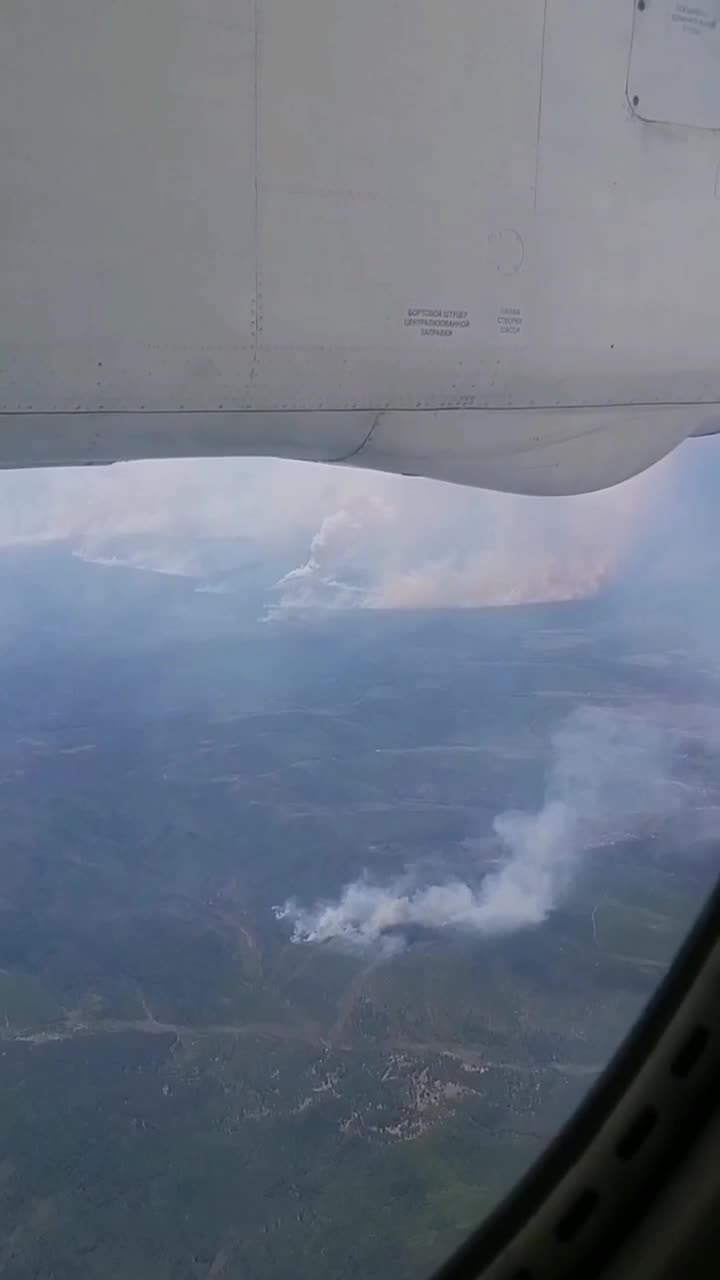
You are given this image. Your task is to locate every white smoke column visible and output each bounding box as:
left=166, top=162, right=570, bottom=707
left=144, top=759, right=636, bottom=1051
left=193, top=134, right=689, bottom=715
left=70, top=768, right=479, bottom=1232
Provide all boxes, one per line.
left=483, top=707, right=674, bottom=927
left=274, top=707, right=678, bottom=946
left=0, top=446, right=674, bottom=604
left=269, top=455, right=672, bottom=613
left=271, top=496, right=394, bottom=609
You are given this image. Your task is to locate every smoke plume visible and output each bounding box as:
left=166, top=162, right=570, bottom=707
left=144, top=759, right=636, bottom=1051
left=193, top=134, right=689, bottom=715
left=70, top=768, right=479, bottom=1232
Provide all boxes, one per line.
left=274, top=706, right=680, bottom=947
left=272, top=462, right=669, bottom=612
left=270, top=497, right=393, bottom=611
left=0, top=446, right=673, bottom=608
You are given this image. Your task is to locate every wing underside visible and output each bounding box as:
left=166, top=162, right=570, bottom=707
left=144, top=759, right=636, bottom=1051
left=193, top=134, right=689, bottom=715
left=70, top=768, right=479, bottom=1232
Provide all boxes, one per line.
left=2, top=0, right=719, bottom=492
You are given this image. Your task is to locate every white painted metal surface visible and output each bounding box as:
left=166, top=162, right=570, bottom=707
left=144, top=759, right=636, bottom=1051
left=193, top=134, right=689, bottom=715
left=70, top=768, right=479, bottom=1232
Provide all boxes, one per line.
left=628, top=0, right=720, bottom=130
left=1, top=0, right=719, bottom=492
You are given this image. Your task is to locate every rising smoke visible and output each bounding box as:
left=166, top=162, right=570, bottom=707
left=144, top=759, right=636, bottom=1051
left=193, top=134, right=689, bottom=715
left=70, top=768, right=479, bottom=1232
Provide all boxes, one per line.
left=272, top=462, right=670, bottom=612
left=274, top=706, right=681, bottom=947
left=0, top=446, right=672, bottom=610
left=271, top=497, right=392, bottom=610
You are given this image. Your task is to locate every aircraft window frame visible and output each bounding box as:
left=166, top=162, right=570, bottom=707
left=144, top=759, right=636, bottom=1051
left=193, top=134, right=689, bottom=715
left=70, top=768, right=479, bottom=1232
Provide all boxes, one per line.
left=432, top=872, right=720, bottom=1280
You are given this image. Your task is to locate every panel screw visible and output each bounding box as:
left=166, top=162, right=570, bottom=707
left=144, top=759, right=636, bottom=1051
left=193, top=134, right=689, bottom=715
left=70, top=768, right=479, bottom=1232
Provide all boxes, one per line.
left=633, top=95, right=640, bottom=106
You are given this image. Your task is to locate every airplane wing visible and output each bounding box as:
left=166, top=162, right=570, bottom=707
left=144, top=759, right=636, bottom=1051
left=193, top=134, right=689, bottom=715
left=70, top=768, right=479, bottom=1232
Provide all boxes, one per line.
left=2, top=0, right=719, bottom=495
